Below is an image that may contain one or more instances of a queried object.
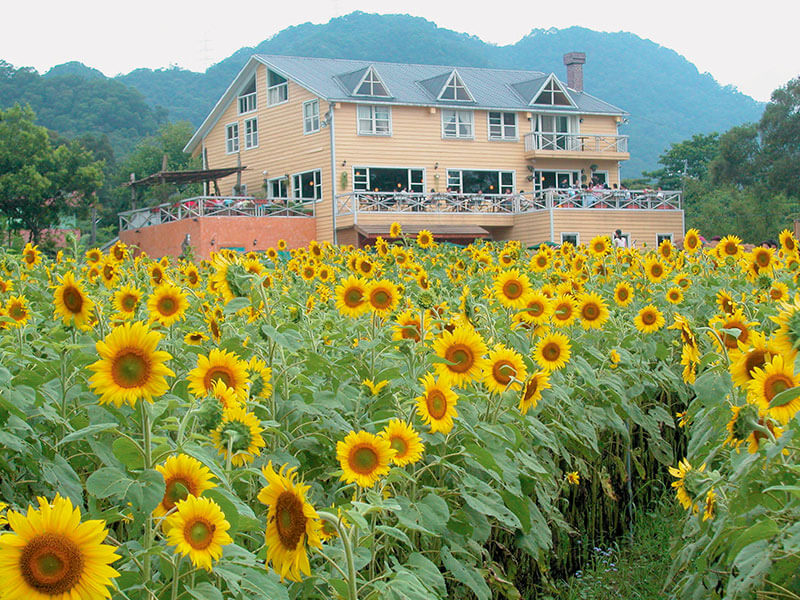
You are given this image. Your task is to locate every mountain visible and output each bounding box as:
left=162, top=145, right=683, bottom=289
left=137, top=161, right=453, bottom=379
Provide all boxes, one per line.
left=2, top=13, right=764, bottom=176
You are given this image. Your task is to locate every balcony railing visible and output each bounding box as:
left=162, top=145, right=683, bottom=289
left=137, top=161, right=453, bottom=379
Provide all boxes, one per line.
left=523, top=132, right=628, bottom=154
left=119, top=196, right=315, bottom=231
left=335, top=189, right=680, bottom=216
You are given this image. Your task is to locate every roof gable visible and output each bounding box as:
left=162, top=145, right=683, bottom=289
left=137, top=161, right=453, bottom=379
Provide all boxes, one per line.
left=530, top=74, right=577, bottom=108
left=437, top=70, right=475, bottom=102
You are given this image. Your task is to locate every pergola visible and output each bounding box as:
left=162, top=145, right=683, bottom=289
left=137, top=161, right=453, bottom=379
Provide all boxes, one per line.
left=125, top=166, right=247, bottom=208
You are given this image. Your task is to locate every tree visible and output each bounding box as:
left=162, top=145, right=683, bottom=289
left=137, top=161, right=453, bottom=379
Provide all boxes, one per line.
left=643, top=132, right=720, bottom=189
left=759, top=76, right=800, bottom=200
left=0, top=104, right=103, bottom=245
left=708, top=124, right=761, bottom=188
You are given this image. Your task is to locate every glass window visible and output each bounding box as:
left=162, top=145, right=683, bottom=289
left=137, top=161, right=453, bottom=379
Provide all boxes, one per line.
left=442, top=110, right=473, bottom=139
left=445, top=170, right=513, bottom=193
left=534, top=170, right=579, bottom=191
left=292, top=170, right=322, bottom=200
left=355, top=67, right=390, bottom=97
left=225, top=123, right=239, bottom=154
left=439, top=71, right=473, bottom=101
left=561, top=232, right=579, bottom=246
left=357, top=105, right=391, bottom=135
left=268, top=177, right=288, bottom=198
left=238, top=78, right=257, bottom=114
left=244, top=118, right=258, bottom=149
left=303, top=100, right=320, bottom=134
left=267, top=70, right=288, bottom=106
left=657, top=233, right=674, bottom=246
left=488, top=112, right=517, bottom=140
left=352, top=167, right=424, bottom=193
left=533, top=78, right=571, bottom=106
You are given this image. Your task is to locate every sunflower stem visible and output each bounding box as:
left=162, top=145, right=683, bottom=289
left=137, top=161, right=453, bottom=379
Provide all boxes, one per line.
left=319, top=511, right=359, bottom=600
left=171, top=554, right=181, bottom=600
left=140, top=402, right=156, bottom=599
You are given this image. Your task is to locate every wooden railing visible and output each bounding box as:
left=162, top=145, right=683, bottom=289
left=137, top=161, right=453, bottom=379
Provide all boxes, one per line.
left=118, top=196, right=315, bottom=231
left=523, top=132, right=628, bottom=153
left=335, top=189, right=680, bottom=216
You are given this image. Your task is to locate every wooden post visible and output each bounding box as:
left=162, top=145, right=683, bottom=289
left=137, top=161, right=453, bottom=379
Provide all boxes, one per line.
left=130, top=173, right=137, bottom=210
left=90, top=205, right=97, bottom=246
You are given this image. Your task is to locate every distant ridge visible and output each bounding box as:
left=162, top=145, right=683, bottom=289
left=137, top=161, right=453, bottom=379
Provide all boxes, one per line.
left=3, top=13, right=764, bottom=175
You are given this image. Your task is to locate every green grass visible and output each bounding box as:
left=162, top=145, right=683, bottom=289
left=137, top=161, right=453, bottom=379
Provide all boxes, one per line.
left=550, top=498, right=681, bottom=600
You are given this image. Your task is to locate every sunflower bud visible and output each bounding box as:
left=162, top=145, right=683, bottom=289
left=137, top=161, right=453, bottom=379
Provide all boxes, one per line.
left=197, top=395, right=223, bottom=431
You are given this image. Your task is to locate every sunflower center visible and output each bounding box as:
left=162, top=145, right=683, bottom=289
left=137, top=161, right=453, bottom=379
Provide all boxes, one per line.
left=529, top=301, right=544, bottom=317
left=185, top=518, right=215, bottom=550
left=722, top=322, right=747, bottom=349
left=445, top=344, right=474, bottom=373
left=9, top=303, right=25, bottom=320
left=642, top=311, right=657, bottom=326
left=121, top=294, right=137, bottom=312
left=204, top=367, right=234, bottom=391
left=492, top=360, right=515, bottom=384
left=371, top=289, right=391, bottom=309
left=20, top=533, right=84, bottom=595
left=542, top=342, right=561, bottom=362
left=349, top=445, right=379, bottom=474
left=111, top=350, right=151, bottom=389
left=157, top=296, right=179, bottom=317
left=651, top=264, right=663, bottom=277
left=273, top=490, right=307, bottom=551
left=400, top=320, right=421, bottom=341
left=503, top=280, right=522, bottom=299
left=62, top=287, right=83, bottom=313
left=24, top=253, right=36, bottom=264
left=390, top=436, right=408, bottom=457
left=755, top=251, right=770, bottom=267
left=554, top=304, right=572, bottom=320
left=744, top=351, right=767, bottom=378
left=523, top=378, right=539, bottom=401
left=164, top=479, right=192, bottom=510
left=724, top=242, right=737, bottom=255
left=764, top=375, right=793, bottom=402
left=617, top=288, right=629, bottom=301
left=426, top=390, right=448, bottom=419
left=344, top=288, right=363, bottom=308
left=583, top=304, right=599, bottom=320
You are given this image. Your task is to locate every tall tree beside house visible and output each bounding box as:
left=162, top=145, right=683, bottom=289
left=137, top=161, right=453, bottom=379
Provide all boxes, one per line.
left=0, top=104, right=104, bottom=245
left=643, top=132, right=720, bottom=190
left=758, top=76, right=800, bottom=200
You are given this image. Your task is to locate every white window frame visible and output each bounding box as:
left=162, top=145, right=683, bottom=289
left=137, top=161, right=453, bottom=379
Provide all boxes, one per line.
left=438, top=70, right=474, bottom=102
left=445, top=168, right=514, bottom=194
left=225, top=122, right=239, bottom=154
left=244, top=117, right=258, bottom=149
left=488, top=111, right=518, bottom=141
left=532, top=76, right=575, bottom=107
left=561, top=232, right=580, bottom=246
left=303, top=100, right=320, bottom=134
left=292, top=169, right=322, bottom=201
left=357, top=105, right=392, bottom=136
left=354, top=67, right=391, bottom=97
left=442, top=110, right=474, bottom=139
left=267, top=177, right=289, bottom=199
left=657, top=233, right=674, bottom=246
left=267, top=70, right=288, bottom=106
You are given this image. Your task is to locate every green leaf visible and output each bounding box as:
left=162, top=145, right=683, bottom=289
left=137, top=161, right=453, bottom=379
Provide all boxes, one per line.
left=57, top=423, right=118, bottom=446
left=186, top=583, right=223, bottom=600
left=417, top=493, right=450, bottom=535
left=86, top=467, right=131, bottom=499
left=499, top=490, right=531, bottom=533
left=376, top=525, right=412, bottom=547
left=224, top=297, right=251, bottom=314
left=727, top=518, right=779, bottom=562
left=111, top=437, right=144, bottom=469
left=769, top=385, right=800, bottom=408
left=203, top=489, right=240, bottom=534
left=441, top=546, right=490, bottom=600
left=407, top=552, right=447, bottom=596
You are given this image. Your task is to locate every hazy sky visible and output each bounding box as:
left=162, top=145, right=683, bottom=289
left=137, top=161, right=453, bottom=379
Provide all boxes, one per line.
left=5, top=0, right=799, bottom=102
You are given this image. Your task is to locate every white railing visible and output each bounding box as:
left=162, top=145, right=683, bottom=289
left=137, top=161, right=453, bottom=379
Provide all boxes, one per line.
left=119, top=196, right=315, bottom=231
left=523, top=132, right=628, bottom=153
left=334, top=189, right=680, bottom=217
left=238, top=92, right=257, bottom=114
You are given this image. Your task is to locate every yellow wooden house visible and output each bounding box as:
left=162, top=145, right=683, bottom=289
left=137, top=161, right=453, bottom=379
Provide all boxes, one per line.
left=173, top=53, right=683, bottom=250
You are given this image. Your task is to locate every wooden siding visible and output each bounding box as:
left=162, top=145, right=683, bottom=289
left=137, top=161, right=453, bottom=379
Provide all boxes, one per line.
left=579, top=114, right=621, bottom=136
left=503, top=211, right=552, bottom=246
left=551, top=209, right=684, bottom=248
left=202, top=64, right=334, bottom=241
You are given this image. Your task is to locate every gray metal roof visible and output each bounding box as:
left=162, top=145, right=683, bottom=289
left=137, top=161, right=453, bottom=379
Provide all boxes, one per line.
left=185, top=54, right=626, bottom=153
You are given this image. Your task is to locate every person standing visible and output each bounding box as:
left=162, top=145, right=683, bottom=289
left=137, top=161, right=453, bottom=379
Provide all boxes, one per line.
left=613, top=229, right=627, bottom=248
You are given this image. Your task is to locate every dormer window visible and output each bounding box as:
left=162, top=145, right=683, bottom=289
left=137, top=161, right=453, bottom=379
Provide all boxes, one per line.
left=267, top=70, right=288, bottom=106
left=439, top=71, right=474, bottom=102
left=238, top=77, right=257, bottom=114
left=533, top=77, right=572, bottom=106
left=354, top=67, right=390, bottom=97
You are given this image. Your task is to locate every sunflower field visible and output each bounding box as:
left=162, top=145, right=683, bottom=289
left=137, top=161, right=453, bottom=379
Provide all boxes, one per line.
left=0, top=228, right=798, bottom=600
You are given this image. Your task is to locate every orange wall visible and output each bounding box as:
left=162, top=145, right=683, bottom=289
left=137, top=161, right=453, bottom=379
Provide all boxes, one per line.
left=120, top=216, right=317, bottom=259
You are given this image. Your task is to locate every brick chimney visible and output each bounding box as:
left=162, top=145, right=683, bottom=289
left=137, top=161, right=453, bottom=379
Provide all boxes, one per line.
left=563, top=52, right=586, bottom=92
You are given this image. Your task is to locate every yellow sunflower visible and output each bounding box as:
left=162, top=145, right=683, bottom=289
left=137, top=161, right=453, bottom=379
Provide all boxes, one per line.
left=769, top=282, right=789, bottom=303
left=518, top=371, right=551, bottom=415
left=99, top=258, right=119, bottom=289
left=665, top=287, right=684, bottom=305
left=21, top=243, right=41, bottom=269
left=211, top=405, right=266, bottom=467
left=416, top=372, right=459, bottom=434
left=88, top=321, right=175, bottom=407
left=577, top=291, right=609, bottom=330
left=588, top=235, right=611, bottom=257
left=147, top=262, right=167, bottom=286
left=681, top=343, right=700, bottom=384
left=482, top=344, right=527, bottom=394
left=84, top=247, right=103, bottom=266
left=247, top=356, right=273, bottom=400
left=389, top=222, right=402, bottom=237
left=147, top=282, right=189, bottom=327
left=728, top=332, right=778, bottom=388
left=113, top=285, right=142, bottom=320
left=634, top=304, right=665, bottom=334
left=336, top=430, right=395, bottom=488
left=778, top=229, right=797, bottom=254
left=184, top=331, right=209, bottom=345
left=534, top=331, right=571, bottom=371
left=334, top=275, right=370, bottom=318
left=717, top=234, right=743, bottom=259
left=164, top=495, right=232, bottom=571
left=643, top=257, right=669, bottom=283
left=0, top=277, right=13, bottom=294
left=747, top=354, right=800, bottom=424
left=187, top=348, right=250, bottom=400
left=392, top=308, right=423, bottom=342
left=379, top=420, right=425, bottom=466
left=365, top=279, right=400, bottom=316
left=258, top=462, right=323, bottom=582
left=709, top=310, right=757, bottom=351
left=529, top=250, right=550, bottom=272
left=182, top=264, right=201, bottom=288
left=0, top=495, right=119, bottom=599
left=493, top=269, right=532, bottom=309
left=51, top=272, right=93, bottom=329
left=683, top=229, right=702, bottom=253
left=416, top=230, right=434, bottom=248
left=5, top=295, right=30, bottom=328
left=613, top=281, right=634, bottom=306
left=517, top=290, right=552, bottom=325
left=668, top=457, right=704, bottom=511
left=771, top=298, right=800, bottom=357
left=154, top=454, right=217, bottom=518
left=431, top=325, right=489, bottom=387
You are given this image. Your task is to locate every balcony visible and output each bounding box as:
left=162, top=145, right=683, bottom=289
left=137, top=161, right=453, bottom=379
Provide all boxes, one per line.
left=523, top=132, right=629, bottom=159
left=118, top=196, right=315, bottom=231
